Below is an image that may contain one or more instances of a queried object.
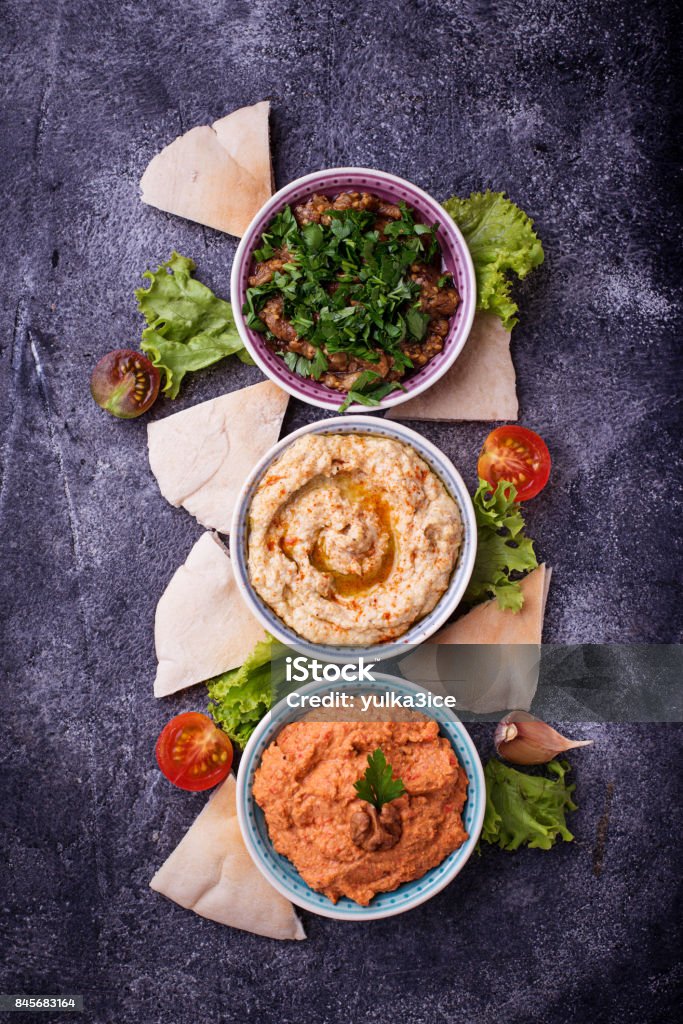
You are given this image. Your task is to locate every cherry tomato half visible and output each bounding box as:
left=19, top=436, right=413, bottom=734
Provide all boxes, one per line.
left=477, top=425, right=551, bottom=501
left=155, top=712, right=233, bottom=792
left=90, top=349, right=160, bottom=418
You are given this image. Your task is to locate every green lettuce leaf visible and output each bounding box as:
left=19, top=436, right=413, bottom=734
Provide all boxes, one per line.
left=442, top=191, right=544, bottom=330
left=482, top=759, right=577, bottom=851
left=206, top=636, right=287, bottom=749
left=464, top=478, right=538, bottom=612
left=136, top=251, right=251, bottom=399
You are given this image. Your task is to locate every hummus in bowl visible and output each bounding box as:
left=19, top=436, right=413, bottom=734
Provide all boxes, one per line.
left=247, top=432, right=462, bottom=646
left=236, top=676, right=485, bottom=921
left=231, top=416, right=477, bottom=659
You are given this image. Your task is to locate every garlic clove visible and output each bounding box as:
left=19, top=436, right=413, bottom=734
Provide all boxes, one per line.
left=494, top=710, right=593, bottom=765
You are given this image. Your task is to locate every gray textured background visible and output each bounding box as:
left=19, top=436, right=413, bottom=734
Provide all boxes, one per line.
left=1, top=1, right=681, bottom=1022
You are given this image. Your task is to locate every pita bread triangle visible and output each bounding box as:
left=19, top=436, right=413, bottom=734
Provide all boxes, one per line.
left=153, top=531, right=266, bottom=698
left=150, top=775, right=305, bottom=940
left=398, top=566, right=552, bottom=713
left=387, top=312, right=518, bottom=422
left=432, top=564, right=551, bottom=645
left=147, top=379, right=289, bottom=535
left=140, top=101, right=272, bottom=237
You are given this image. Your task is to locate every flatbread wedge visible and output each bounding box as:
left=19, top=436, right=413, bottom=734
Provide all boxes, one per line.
left=387, top=312, right=518, bottom=422
left=154, top=532, right=265, bottom=698
left=150, top=775, right=305, bottom=940
left=140, top=101, right=272, bottom=237
left=397, top=566, right=551, bottom=713
left=147, top=380, right=289, bottom=535
left=433, top=564, right=551, bottom=645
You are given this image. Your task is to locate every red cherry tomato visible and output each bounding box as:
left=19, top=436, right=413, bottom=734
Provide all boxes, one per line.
left=477, top=425, right=551, bottom=501
left=155, top=712, right=233, bottom=792
left=90, top=349, right=160, bottom=418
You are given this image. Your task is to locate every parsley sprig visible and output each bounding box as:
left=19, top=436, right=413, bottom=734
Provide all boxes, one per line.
left=338, top=371, right=404, bottom=413
left=281, top=348, right=328, bottom=380
left=353, top=748, right=406, bottom=813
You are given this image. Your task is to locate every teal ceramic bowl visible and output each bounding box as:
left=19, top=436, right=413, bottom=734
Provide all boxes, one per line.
left=236, top=674, right=485, bottom=921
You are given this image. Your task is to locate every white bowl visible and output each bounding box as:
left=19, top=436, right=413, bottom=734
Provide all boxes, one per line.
left=236, top=674, right=485, bottom=921
left=230, top=167, right=476, bottom=412
left=229, top=416, right=477, bottom=662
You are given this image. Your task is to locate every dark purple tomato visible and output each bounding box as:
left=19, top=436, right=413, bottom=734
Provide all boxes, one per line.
left=90, top=349, right=160, bottom=418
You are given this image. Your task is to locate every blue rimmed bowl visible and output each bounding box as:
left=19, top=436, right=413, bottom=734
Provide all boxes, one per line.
left=230, top=167, right=476, bottom=413
left=229, top=416, right=477, bottom=662
left=235, top=675, right=485, bottom=921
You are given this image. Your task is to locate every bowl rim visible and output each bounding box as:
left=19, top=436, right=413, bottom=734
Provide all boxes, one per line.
left=235, top=673, right=486, bottom=921
left=229, top=166, right=477, bottom=413
left=229, top=415, right=477, bottom=662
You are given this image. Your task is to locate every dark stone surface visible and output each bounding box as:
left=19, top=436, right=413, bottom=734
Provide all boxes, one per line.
left=1, top=1, right=681, bottom=1022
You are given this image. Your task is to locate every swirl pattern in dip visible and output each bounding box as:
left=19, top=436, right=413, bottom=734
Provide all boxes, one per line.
left=247, top=433, right=462, bottom=645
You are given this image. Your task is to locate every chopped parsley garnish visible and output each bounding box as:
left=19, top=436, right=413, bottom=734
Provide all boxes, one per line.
left=244, top=200, right=445, bottom=392
left=281, top=348, right=328, bottom=380
left=338, top=374, right=404, bottom=413
left=353, top=748, right=406, bottom=812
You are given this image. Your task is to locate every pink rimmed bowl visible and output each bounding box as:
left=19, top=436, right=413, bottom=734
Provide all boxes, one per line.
left=230, top=167, right=476, bottom=413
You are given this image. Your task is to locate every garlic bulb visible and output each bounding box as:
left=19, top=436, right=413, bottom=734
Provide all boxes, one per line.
left=495, top=711, right=593, bottom=765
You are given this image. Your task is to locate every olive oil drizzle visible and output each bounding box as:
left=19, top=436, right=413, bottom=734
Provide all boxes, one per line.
left=281, top=473, right=396, bottom=598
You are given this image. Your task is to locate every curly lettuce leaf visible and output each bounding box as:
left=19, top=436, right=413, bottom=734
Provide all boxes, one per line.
left=443, top=191, right=544, bottom=330
left=482, top=759, right=577, bottom=851
left=465, top=478, right=538, bottom=612
left=206, top=636, right=287, bottom=749
left=136, top=251, right=251, bottom=399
